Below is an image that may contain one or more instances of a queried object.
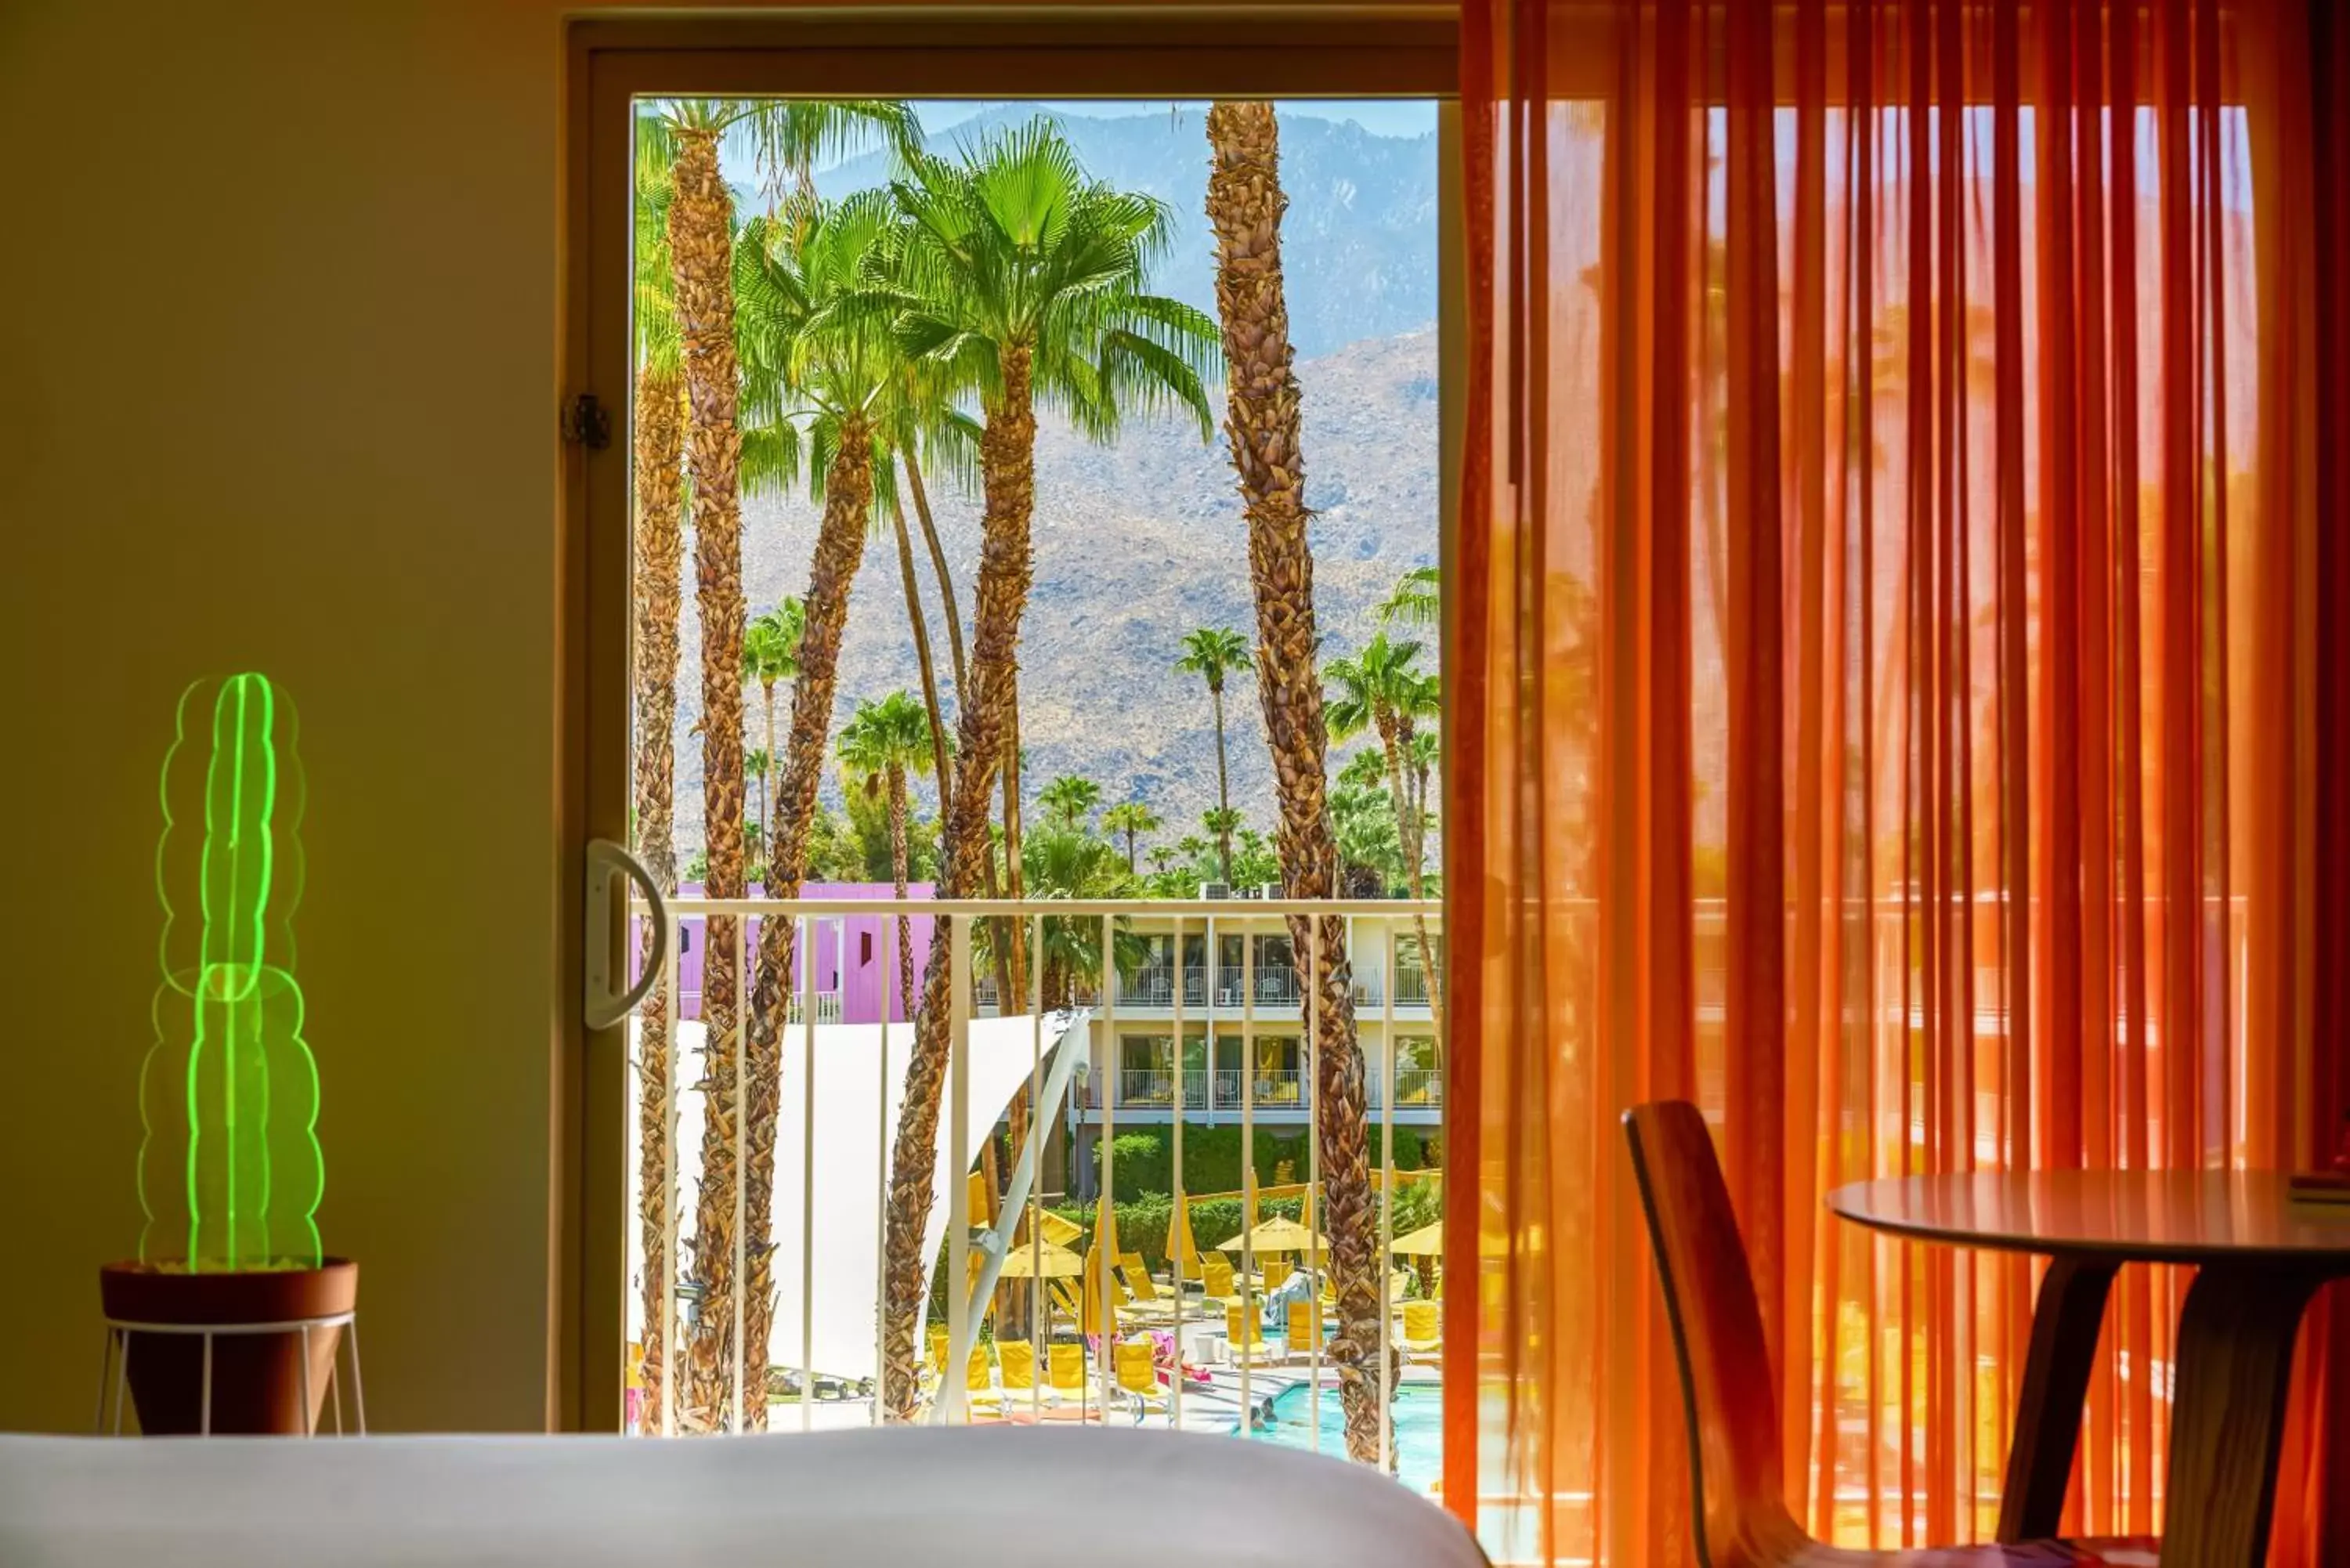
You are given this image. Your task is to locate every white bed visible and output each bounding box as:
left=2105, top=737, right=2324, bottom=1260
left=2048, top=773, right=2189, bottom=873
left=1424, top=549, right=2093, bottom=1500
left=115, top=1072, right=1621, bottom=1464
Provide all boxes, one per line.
left=0, top=1426, right=1486, bottom=1567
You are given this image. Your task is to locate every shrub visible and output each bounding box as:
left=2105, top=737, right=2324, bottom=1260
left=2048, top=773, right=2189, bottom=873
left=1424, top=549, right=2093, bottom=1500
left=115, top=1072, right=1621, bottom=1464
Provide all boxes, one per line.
left=1097, top=1123, right=1439, bottom=1200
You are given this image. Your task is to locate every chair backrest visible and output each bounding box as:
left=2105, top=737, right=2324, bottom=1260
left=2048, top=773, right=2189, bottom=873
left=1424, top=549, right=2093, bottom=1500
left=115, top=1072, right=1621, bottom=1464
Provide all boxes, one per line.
left=1262, top=1258, right=1293, bottom=1292
left=1203, top=1256, right=1235, bottom=1297
left=997, top=1340, right=1036, bottom=1389
left=1621, top=1100, right=1797, bottom=1566
left=1402, top=1300, right=1440, bottom=1342
left=927, top=1325, right=949, bottom=1374
left=1047, top=1342, right=1086, bottom=1390
left=1286, top=1299, right=1321, bottom=1346
left=1225, top=1302, right=1260, bottom=1344
left=1113, top=1339, right=1158, bottom=1393
left=966, top=1345, right=993, bottom=1391
left=1119, top=1252, right=1159, bottom=1301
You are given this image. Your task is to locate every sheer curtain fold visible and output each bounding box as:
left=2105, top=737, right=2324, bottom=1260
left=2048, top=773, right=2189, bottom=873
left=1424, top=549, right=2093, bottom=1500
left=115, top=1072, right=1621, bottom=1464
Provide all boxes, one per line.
left=1444, top=0, right=2345, bottom=1561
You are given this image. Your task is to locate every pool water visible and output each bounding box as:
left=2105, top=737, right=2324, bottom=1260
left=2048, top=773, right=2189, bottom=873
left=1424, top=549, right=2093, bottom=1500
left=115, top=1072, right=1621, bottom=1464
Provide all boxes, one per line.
left=1240, top=1383, right=1443, bottom=1494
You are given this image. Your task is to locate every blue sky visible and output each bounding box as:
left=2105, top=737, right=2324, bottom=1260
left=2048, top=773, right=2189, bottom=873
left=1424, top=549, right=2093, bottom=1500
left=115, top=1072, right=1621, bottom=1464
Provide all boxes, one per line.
left=911, top=99, right=1437, bottom=141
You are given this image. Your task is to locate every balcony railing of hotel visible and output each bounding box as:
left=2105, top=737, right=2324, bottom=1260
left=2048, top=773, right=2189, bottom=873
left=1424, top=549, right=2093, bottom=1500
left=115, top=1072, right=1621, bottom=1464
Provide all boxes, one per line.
left=1110, top=1064, right=1438, bottom=1111
left=1114, top=959, right=1448, bottom=1011
left=678, top=987, right=844, bottom=1025
left=624, top=894, right=1443, bottom=1453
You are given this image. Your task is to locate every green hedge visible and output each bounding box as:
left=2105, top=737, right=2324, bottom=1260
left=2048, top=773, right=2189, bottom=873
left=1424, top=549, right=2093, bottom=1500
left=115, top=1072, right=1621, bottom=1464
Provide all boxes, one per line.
left=1100, top=1125, right=1439, bottom=1199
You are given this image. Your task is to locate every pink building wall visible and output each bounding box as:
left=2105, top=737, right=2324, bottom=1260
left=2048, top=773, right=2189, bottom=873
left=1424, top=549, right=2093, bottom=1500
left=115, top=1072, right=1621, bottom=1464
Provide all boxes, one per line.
left=642, top=883, right=937, bottom=1025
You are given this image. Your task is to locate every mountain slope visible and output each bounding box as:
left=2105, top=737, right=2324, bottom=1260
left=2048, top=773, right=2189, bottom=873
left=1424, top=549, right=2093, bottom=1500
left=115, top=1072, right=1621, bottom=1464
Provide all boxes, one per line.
left=671, top=325, right=1441, bottom=854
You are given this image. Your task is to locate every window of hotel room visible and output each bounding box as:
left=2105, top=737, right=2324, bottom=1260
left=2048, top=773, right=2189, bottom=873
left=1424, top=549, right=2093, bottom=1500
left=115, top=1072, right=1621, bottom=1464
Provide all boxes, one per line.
left=564, top=9, right=1460, bottom=1451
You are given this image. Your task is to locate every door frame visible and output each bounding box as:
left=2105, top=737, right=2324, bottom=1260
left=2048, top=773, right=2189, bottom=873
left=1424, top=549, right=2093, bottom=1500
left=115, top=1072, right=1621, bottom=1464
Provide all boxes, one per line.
left=559, top=4, right=1459, bottom=1434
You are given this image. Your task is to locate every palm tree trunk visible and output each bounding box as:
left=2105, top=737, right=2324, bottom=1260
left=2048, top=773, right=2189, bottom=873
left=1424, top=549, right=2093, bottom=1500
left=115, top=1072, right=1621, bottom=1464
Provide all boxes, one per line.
left=1210, top=685, right=1234, bottom=884
left=1206, top=100, right=1386, bottom=1465
left=905, top=452, right=968, bottom=695
left=1002, top=682, right=1029, bottom=997
left=905, top=451, right=1017, bottom=1006
left=762, top=685, right=779, bottom=875
left=888, top=764, right=915, bottom=1024
left=1382, top=718, right=1446, bottom=1034
left=1124, top=828, right=1138, bottom=873
left=882, top=345, right=1036, bottom=1422
left=739, top=415, right=876, bottom=1425
left=891, top=480, right=956, bottom=826
left=631, top=362, right=685, bottom=1434
left=670, top=123, right=750, bottom=1434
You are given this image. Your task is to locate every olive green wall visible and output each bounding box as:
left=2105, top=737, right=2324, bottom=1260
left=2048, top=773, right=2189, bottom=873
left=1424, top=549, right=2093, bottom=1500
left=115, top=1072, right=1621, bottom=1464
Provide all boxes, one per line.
left=0, top=0, right=1443, bottom=1435
left=0, top=0, right=576, bottom=1432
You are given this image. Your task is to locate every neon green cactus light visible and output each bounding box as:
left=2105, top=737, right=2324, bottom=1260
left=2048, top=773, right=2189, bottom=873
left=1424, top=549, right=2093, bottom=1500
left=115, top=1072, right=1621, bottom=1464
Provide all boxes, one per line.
left=140, top=674, right=322, bottom=1272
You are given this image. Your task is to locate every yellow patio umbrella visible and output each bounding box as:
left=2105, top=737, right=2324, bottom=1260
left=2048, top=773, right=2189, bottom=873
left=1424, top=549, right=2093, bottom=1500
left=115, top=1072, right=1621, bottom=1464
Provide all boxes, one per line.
left=1217, top=1214, right=1329, bottom=1255
left=1089, top=1192, right=1120, bottom=1258
left=998, top=1240, right=1085, bottom=1278
left=1389, top=1219, right=1444, bottom=1256
left=1166, top=1201, right=1201, bottom=1279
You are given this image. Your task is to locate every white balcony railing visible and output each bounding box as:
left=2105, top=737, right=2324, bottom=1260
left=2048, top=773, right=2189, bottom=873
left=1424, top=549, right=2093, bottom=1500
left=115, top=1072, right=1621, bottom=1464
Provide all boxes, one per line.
left=623, top=894, right=1444, bottom=1476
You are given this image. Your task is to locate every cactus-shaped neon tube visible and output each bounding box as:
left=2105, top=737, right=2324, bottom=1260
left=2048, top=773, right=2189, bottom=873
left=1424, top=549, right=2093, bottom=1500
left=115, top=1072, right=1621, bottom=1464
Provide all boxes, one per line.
left=141, top=674, right=321, bottom=1272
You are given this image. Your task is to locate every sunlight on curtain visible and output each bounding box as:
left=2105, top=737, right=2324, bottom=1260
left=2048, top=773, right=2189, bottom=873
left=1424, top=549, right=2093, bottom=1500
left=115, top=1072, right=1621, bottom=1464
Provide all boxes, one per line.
left=1442, top=2, right=2344, bottom=1562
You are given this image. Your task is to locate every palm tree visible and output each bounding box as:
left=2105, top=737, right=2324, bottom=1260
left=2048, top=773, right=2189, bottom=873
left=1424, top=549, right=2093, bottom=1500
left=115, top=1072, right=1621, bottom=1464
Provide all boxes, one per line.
left=1325, top=630, right=1444, bottom=1028
left=1375, top=564, right=1439, bottom=629
left=1329, top=781, right=1405, bottom=896
left=628, top=114, right=686, bottom=1434
left=1200, top=806, right=1245, bottom=874
left=656, top=99, right=755, bottom=1435
left=1174, top=626, right=1250, bottom=883
left=1020, top=819, right=1134, bottom=1003
left=838, top=691, right=938, bottom=1024
left=1404, top=725, right=1439, bottom=862
left=731, top=189, right=928, bottom=1406
left=1101, top=800, right=1162, bottom=873
left=741, top=601, right=804, bottom=858
left=876, top=119, right=1219, bottom=1418
left=647, top=97, right=916, bottom=1433
left=1037, top=774, right=1102, bottom=828
left=742, top=747, right=773, bottom=869
left=1205, top=98, right=1383, bottom=1463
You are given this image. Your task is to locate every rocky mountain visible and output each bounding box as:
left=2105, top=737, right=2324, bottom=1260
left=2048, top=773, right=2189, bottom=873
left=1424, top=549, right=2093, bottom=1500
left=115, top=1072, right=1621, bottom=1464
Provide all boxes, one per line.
left=670, top=323, right=1441, bottom=856
left=663, top=106, right=1442, bottom=858
left=811, top=104, right=1440, bottom=361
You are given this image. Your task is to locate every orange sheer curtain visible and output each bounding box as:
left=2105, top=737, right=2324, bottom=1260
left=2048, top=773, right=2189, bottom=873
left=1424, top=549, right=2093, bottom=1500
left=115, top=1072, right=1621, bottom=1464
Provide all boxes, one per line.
left=1443, top=1, right=2342, bottom=1562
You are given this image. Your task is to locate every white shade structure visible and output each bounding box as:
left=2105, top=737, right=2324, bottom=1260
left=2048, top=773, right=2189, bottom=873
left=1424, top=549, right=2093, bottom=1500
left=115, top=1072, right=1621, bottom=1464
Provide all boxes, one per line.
left=627, top=1014, right=1083, bottom=1382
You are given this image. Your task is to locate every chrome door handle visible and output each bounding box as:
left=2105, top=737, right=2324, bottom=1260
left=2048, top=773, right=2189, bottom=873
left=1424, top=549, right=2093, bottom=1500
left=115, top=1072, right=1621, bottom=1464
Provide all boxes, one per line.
left=584, top=838, right=667, bottom=1030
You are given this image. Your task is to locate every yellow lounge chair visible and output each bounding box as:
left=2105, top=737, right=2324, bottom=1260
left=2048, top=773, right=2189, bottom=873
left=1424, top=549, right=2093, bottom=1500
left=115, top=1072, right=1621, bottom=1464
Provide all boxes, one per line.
left=1260, top=1258, right=1293, bottom=1293
left=1200, top=1255, right=1236, bottom=1302
left=1117, top=1252, right=1159, bottom=1302
left=1285, top=1298, right=1325, bottom=1360
left=1046, top=1341, right=1090, bottom=1412
left=1226, top=1302, right=1277, bottom=1366
left=921, top=1324, right=949, bottom=1396
left=964, top=1343, right=1003, bottom=1413
left=994, top=1339, right=1042, bottom=1414
left=1112, top=1337, right=1166, bottom=1421
left=1401, top=1299, right=1442, bottom=1359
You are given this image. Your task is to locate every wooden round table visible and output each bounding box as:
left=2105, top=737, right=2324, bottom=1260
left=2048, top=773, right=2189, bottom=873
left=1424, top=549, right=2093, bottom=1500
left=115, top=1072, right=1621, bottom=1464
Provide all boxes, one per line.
left=1828, top=1171, right=2350, bottom=1568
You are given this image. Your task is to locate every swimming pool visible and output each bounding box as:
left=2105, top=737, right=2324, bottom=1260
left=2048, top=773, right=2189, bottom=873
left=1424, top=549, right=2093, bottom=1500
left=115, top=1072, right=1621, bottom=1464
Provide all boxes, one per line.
left=1240, top=1383, right=1443, bottom=1494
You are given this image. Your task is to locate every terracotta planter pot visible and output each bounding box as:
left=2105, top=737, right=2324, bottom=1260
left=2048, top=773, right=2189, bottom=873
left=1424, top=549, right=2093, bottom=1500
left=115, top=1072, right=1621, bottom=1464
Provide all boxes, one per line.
left=98, top=1259, right=359, bottom=1435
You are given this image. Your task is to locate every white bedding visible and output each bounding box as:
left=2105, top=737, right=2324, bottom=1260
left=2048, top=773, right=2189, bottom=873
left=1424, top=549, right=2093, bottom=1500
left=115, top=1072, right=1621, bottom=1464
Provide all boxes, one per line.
left=0, top=1426, right=1485, bottom=1567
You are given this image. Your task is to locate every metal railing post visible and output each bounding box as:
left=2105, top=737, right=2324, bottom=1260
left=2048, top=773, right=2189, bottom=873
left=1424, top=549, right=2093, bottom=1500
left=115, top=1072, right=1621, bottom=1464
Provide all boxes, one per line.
left=1380, top=919, right=1397, bottom=1474
left=660, top=908, right=681, bottom=1439
left=945, top=912, right=972, bottom=1424
left=801, top=915, right=819, bottom=1432
left=1239, top=917, right=1255, bottom=1436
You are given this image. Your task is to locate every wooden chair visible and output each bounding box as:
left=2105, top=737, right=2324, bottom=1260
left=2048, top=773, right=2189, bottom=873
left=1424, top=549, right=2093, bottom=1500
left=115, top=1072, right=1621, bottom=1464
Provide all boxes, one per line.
left=1620, top=1100, right=2161, bottom=1568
